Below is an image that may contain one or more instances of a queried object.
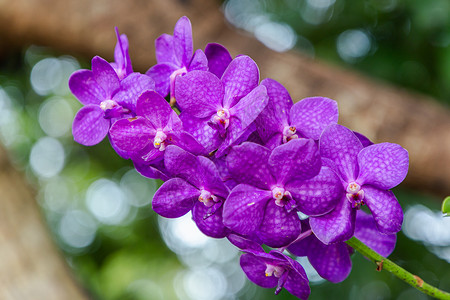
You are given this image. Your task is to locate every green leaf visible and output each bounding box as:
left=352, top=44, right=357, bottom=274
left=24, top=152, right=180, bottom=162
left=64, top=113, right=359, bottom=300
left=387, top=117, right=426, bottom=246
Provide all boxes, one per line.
left=442, top=196, right=450, bottom=217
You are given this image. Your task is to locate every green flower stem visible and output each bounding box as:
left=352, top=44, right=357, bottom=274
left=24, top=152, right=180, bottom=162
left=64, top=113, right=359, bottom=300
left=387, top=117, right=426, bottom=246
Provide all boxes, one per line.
left=346, top=237, right=450, bottom=299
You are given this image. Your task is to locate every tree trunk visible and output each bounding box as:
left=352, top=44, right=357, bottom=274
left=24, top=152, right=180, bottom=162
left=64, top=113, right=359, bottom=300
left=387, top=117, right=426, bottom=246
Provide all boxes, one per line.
left=0, top=0, right=449, bottom=298
left=0, top=146, right=88, bottom=300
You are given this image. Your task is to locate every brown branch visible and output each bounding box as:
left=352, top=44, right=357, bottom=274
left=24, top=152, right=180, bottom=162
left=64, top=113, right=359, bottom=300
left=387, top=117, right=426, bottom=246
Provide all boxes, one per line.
left=0, top=145, right=88, bottom=299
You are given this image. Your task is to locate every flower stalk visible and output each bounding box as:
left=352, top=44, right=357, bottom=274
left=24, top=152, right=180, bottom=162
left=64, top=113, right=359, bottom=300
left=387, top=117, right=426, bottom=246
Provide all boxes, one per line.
left=346, top=237, right=450, bottom=300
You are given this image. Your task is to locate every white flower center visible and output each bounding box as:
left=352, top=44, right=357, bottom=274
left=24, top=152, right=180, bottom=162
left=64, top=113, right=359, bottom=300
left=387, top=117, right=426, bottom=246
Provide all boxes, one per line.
left=153, top=130, right=167, bottom=151
left=282, top=125, right=298, bottom=143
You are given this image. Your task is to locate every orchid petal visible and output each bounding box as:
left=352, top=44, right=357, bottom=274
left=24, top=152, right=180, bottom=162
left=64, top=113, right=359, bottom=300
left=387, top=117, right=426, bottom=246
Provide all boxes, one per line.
left=222, top=184, right=272, bottom=236
left=72, top=105, right=110, bottom=146
left=152, top=178, right=199, bottom=218
left=69, top=70, right=105, bottom=105
left=319, top=124, right=363, bottom=182
left=290, top=96, right=338, bottom=140
left=205, top=43, right=232, bottom=78
left=357, top=143, right=409, bottom=190
left=309, top=196, right=356, bottom=244
left=363, top=185, right=403, bottom=234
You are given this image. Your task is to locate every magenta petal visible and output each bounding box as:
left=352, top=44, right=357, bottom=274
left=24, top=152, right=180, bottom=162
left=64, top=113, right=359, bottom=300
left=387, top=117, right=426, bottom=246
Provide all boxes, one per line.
left=205, top=43, right=232, bottom=78
left=269, top=138, right=321, bottom=184
left=355, top=210, right=397, bottom=257
left=164, top=145, right=203, bottom=186
left=91, top=56, right=120, bottom=97
left=192, top=202, right=230, bottom=238
left=290, top=97, right=339, bottom=140
left=69, top=70, right=105, bottom=105
left=72, top=105, right=109, bottom=146
left=363, top=185, right=403, bottom=234
left=133, top=161, right=170, bottom=181
left=173, top=16, right=193, bottom=67
left=257, top=200, right=302, bottom=248
left=146, top=62, right=178, bottom=97
left=222, top=55, right=260, bottom=108
left=310, top=196, right=356, bottom=244
left=308, top=241, right=351, bottom=283
left=188, top=49, right=208, bottom=71
left=152, top=178, right=199, bottom=218
left=227, top=233, right=264, bottom=252
left=109, top=117, right=153, bottom=152
left=179, top=113, right=222, bottom=153
left=240, top=253, right=278, bottom=288
left=255, top=78, right=292, bottom=143
left=222, top=184, right=272, bottom=236
left=226, top=142, right=274, bottom=190
left=155, top=33, right=174, bottom=63
left=229, top=85, right=269, bottom=130
left=197, top=156, right=229, bottom=199
left=113, top=72, right=155, bottom=110
left=319, top=124, right=363, bottom=182
left=357, top=143, right=409, bottom=190
left=175, top=70, right=224, bottom=118
left=286, top=166, right=342, bottom=216
left=274, top=253, right=310, bottom=299
left=136, top=91, right=173, bottom=129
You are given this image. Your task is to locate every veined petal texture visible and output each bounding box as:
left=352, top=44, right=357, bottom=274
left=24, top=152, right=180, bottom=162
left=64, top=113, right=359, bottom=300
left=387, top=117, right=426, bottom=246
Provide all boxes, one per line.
left=255, top=78, right=292, bottom=143
left=91, top=56, right=120, bottom=97
left=173, top=16, right=193, bottom=67
left=222, top=184, right=272, bottom=236
left=113, top=72, right=155, bottom=110
left=290, top=96, right=338, bottom=140
left=226, top=142, right=274, bottom=189
left=354, top=210, right=397, bottom=257
left=188, top=49, right=208, bottom=71
left=309, top=196, right=356, bottom=244
left=269, top=138, right=321, bottom=184
left=319, top=124, right=363, bottom=182
left=146, top=62, right=178, bottom=97
left=136, top=91, right=175, bottom=129
left=155, top=33, right=174, bottom=63
left=175, top=70, right=224, bottom=118
left=152, top=178, right=199, bottom=218
left=363, top=185, right=403, bottom=234
left=109, top=117, right=154, bottom=152
left=69, top=70, right=105, bottom=105
left=257, top=200, right=301, bottom=248
left=192, top=202, right=230, bottom=238
left=286, top=166, right=342, bottom=216
left=357, top=143, right=409, bottom=190
left=72, top=105, right=109, bottom=146
left=222, top=55, right=259, bottom=108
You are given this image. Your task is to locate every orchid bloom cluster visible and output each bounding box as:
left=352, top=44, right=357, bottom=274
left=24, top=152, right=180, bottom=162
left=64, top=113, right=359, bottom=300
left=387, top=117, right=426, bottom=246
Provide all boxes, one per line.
left=69, top=17, right=409, bottom=299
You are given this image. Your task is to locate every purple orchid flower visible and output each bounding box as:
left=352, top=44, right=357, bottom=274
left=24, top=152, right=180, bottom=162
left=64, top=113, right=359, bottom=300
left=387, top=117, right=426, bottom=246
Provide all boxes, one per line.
left=240, top=249, right=310, bottom=299
left=205, top=43, right=232, bottom=78
left=222, top=139, right=329, bottom=248
left=108, top=90, right=204, bottom=164
left=69, top=56, right=155, bottom=146
left=310, top=124, right=409, bottom=244
left=146, top=16, right=208, bottom=102
left=288, top=211, right=397, bottom=283
left=255, top=78, right=339, bottom=149
left=152, top=145, right=230, bottom=238
left=175, top=55, right=269, bottom=156
left=110, top=27, right=133, bottom=80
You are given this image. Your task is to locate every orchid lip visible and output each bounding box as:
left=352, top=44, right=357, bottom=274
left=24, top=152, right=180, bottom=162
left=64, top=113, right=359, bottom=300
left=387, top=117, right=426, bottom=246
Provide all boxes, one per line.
left=100, top=99, right=119, bottom=111
left=346, top=182, right=365, bottom=208
left=265, top=263, right=286, bottom=278
left=153, top=130, right=167, bottom=151
left=198, top=189, right=219, bottom=207
left=282, top=125, right=298, bottom=143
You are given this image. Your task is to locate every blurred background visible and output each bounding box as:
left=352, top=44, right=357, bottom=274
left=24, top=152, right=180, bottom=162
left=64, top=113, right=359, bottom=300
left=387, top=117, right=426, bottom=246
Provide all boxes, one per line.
left=0, top=0, right=449, bottom=299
